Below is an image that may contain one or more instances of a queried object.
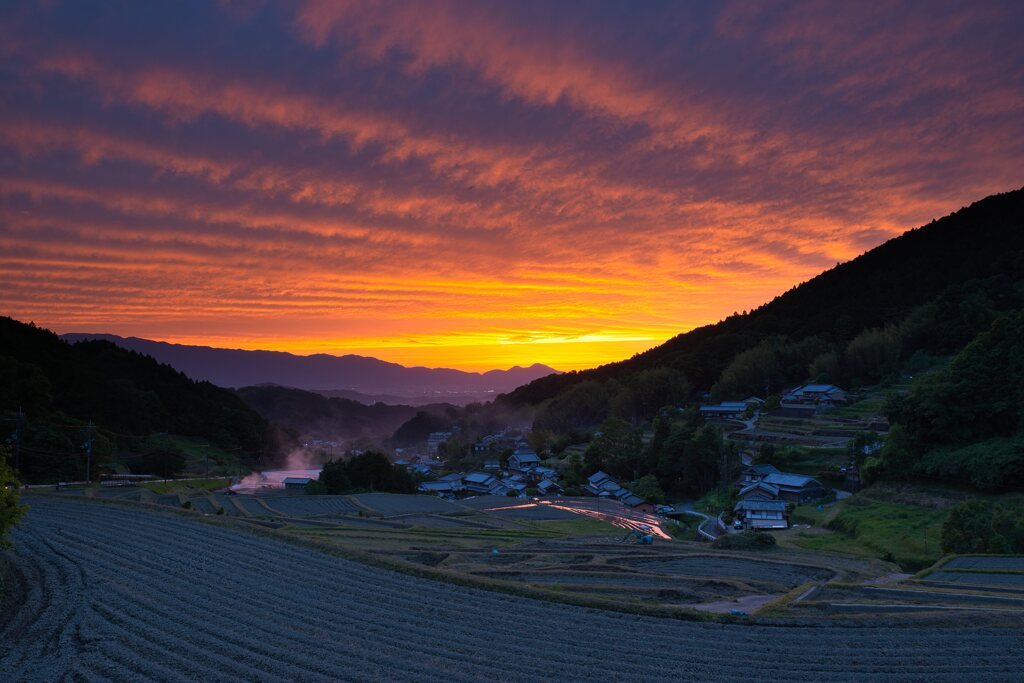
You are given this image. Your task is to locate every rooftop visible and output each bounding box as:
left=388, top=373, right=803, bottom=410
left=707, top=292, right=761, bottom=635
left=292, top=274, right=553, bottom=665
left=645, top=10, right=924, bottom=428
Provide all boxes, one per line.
left=763, top=472, right=819, bottom=488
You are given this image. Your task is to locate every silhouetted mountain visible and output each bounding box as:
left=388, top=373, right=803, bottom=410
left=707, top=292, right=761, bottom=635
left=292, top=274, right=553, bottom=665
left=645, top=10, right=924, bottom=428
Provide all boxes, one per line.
left=58, top=335, right=559, bottom=401
left=505, top=186, right=1024, bottom=408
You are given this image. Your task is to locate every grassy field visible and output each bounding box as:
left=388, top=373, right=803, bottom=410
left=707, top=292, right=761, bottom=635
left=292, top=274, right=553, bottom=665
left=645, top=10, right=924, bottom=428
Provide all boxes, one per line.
left=793, top=500, right=946, bottom=571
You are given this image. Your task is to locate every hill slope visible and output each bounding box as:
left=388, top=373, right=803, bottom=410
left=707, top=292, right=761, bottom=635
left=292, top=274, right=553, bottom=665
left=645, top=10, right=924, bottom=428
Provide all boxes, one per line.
left=59, top=334, right=557, bottom=400
left=232, top=385, right=437, bottom=445
left=506, top=186, right=1024, bottom=406
left=0, top=317, right=271, bottom=482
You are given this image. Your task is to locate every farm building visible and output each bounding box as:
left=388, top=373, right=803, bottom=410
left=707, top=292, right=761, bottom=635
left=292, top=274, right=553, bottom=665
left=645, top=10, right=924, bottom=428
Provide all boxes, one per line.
left=734, top=499, right=788, bottom=529
left=283, top=477, right=312, bottom=490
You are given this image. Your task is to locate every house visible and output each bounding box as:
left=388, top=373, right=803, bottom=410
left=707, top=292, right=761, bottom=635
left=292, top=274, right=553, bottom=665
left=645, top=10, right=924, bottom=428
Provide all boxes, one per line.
left=586, top=471, right=620, bottom=496
left=733, top=499, right=788, bottom=529
left=761, top=472, right=826, bottom=503
left=585, top=470, right=651, bottom=511
left=498, top=479, right=528, bottom=496
left=282, top=477, right=312, bottom=490
left=462, top=472, right=497, bottom=495
left=742, top=396, right=766, bottom=410
left=508, top=447, right=541, bottom=471
left=438, top=472, right=466, bottom=483
left=699, top=402, right=748, bottom=420
left=783, top=384, right=848, bottom=405
left=537, top=479, right=563, bottom=496
left=410, top=463, right=436, bottom=478
left=738, top=480, right=780, bottom=501
left=418, top=480, right=464, bottom=495
left=522, top=465, right=559, bottom=484
left=482, top=459, right=501, bottom=471
left=740, top=463, right=780, bottom=484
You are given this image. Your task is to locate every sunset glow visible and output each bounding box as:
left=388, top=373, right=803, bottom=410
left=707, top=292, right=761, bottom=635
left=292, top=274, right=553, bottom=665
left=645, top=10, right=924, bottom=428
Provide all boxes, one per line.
left=2, top=2, right=1022, bottom=371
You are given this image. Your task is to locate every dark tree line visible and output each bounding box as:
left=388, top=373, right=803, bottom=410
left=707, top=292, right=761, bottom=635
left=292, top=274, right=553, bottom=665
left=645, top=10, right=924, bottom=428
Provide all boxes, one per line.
left=308, top=452, right=415, bottom=495
left=0, top=317, right=273, bottom=482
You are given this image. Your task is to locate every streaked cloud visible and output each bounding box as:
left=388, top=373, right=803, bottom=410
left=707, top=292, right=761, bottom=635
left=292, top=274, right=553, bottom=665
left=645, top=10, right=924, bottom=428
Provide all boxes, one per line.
left=1, top=1, right=1021, bottom=370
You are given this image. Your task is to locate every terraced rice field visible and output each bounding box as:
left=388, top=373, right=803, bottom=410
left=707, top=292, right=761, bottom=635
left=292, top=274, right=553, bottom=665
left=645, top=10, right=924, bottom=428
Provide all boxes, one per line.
left=3, top=497, right=1024, bottom=682
left=257, top=495, right=362, bottom=517
left=622, top=556, right=834, bottom=588
left=350, top=492, right=463, bottom=515
left=943, top=557, right=1024, bottom=571
left=926, top=571, right=1024, bottom=588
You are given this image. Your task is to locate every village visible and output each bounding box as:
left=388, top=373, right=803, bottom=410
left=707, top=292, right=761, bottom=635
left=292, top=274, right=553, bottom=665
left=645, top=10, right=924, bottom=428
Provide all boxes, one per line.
left=356, top=382, right=873, bottom=539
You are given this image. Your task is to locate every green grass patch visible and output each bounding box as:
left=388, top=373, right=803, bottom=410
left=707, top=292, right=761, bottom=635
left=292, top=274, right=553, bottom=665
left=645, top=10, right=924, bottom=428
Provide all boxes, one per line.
left=793, top=499, right=946, bottom=571
left=694, top=487, right=735, bottom=514
left=791, top=504, right=830, bottom=526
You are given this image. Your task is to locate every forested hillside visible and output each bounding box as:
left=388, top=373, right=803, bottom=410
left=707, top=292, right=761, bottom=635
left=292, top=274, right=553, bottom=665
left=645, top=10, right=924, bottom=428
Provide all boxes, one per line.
left=506, top=188, right=1024, bottom=425
left=233, top=385, right=435, bottom=446
left=868, top=310, right=1024, bottom=489
left=0, top=317, right=272, bottom=483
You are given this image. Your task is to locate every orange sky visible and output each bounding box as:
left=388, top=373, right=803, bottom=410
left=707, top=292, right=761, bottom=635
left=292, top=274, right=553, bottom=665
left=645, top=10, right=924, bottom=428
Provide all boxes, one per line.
left=1, top=1, right=1022, bottom=371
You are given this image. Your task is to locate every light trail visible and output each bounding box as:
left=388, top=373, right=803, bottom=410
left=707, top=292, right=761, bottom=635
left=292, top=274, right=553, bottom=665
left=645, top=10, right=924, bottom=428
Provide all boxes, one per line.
left=485, top=497, right=672, bottom=540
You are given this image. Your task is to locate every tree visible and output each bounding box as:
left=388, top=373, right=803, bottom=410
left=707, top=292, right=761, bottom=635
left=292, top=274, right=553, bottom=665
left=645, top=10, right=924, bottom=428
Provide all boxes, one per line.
left=317, top=459, right=352, bottom=494
left=583, top=418, right=643, bottom=480
left=139, top=436, right=187, bottom=479
left=0, top=446, right=28, bottom=549
left=629, top=474, right=664, bottom=504
left=533, top=380, right=610, bottom=432
left=942, top=501, right=1024, bottom=554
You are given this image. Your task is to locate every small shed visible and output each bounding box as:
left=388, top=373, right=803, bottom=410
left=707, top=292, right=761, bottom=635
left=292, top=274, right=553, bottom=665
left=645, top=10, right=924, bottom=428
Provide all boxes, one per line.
left=283, top=477, right=312, bottom=490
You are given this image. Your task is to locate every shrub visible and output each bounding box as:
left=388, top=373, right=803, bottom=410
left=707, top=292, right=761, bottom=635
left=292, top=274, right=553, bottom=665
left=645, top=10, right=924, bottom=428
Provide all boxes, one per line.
left=712, top=531, right=776, bottom=550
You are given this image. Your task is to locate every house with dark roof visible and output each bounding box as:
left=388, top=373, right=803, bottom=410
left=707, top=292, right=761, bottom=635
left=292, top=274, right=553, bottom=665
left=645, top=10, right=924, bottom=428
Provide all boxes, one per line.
left=586, top=471, right=619, bottom=496
left=733, top=499, right=788, bottom=529
left=738, top=480, right=780, bottom=501
left=463, top=471, right=497, bottom=495
left=740, top=463, right=779, bottom=484
left=783, top=384, right=848, bottom=405
left=418, top=480, right=464, bottom=495
left=282, top=477, right=312, bottom=490
left=699, top=401, right=748, bottom=420
left=508, top=447, right=541, bottom=471
left=537, top=479, right=563, bottom=496
left=761, top=472, right=826, bottom=503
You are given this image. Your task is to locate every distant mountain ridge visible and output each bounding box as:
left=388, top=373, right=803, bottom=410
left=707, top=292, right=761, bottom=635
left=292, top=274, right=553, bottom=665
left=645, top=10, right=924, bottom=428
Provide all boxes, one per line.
left=58, top=334, right=558, bottom=401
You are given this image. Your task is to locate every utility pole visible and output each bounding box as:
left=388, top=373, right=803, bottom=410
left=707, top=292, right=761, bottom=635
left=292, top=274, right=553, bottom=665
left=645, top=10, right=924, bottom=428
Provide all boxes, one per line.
left=13, top=407, right=22, bottom=474
left=83, top=421, right=94, bottom=483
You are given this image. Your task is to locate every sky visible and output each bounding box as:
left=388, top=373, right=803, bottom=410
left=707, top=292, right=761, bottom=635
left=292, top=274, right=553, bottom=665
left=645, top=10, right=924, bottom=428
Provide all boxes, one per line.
left=1, top=1, right=1022, bottom=372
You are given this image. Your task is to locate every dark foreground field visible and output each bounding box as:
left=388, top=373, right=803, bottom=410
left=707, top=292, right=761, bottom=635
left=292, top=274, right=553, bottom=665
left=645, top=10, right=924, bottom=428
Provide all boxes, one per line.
left=2, top=498, right=1023, bottom=682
